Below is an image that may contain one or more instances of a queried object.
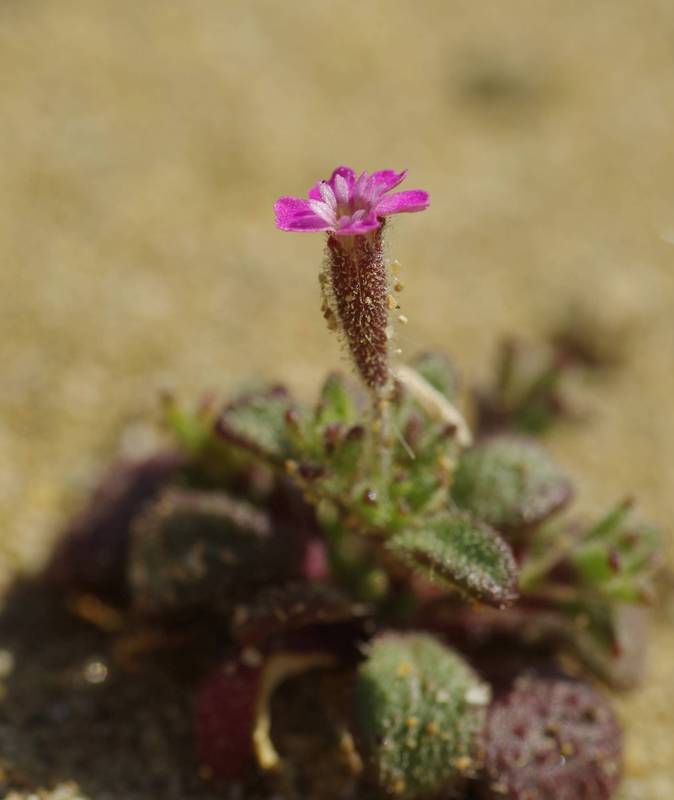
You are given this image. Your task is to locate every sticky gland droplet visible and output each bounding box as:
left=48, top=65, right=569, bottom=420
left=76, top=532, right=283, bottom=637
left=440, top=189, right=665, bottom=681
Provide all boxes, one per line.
left=453, top=756, right=473, bottom=773
left=284, top=408, right=300, bottom=428
left=397, top=661, right=414, bottom=677
left=394, top=280, right=404, bottom=292
left=240, top=646, right=263, bottom=668
left=362, top=488, right=378, bottom=505
left=397, top=314, right=408, bottom=325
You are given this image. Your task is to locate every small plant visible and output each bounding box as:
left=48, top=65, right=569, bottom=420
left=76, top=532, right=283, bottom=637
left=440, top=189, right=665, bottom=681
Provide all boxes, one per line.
left=48, top=166, right=662, bottom=799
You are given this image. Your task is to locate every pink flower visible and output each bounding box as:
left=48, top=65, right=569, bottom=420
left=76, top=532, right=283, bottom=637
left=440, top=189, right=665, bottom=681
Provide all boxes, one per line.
left=275, top=166, right=429, bottom=236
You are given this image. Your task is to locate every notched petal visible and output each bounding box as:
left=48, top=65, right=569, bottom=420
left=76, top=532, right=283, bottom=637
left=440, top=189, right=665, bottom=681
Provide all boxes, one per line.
left=332, top=212, right=382, bottom=237
left=375, top=189, right=430, bottom=216
left=308, top=199, right=337, bottom=225
left=333, top=173, right=351, bottom=207
left=274, top=196, right=330, bottom=232
left=370, top=169, right=407, bottom=195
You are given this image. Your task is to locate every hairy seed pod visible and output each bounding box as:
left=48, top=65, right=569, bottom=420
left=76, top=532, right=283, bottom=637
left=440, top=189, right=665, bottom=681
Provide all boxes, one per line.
left=324, top=227, right=389, bottom=391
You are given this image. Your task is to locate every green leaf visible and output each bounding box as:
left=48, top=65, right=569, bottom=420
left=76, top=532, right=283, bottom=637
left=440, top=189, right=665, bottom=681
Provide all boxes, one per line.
left=328, top=424, right=366, bottom=478
left=215, top=387, right=293, bottom=462
left=354, top=633, right=489, bottom=800
left=560, top=600, right=650, bottom=690
left=162, top=394, right=215, bottom=453
left=315, top=372, right=357, bottom=427
left=389, top=510, right=518, bottom=608
left=409, top=351, right=459, bottom=400
left=129, top=488, right=300, bottom=616
left=451, top=435, right=572, bottom=530
left=571, top=503, right=661, bottom=601
left=475, top=339, right=567, bottom=436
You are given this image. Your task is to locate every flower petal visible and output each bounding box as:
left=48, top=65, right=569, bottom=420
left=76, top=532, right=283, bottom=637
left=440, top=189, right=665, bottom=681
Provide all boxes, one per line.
left=332, top=211, right=382, bottom=236
left=333, top=174, right=351, bottom=207
left=283, top=215, right=333, bottom=232
left=375, top=189, right=430, bottom=216
left=319, top=182, right=337, bottom=208
left=275, top=196, right=311, bottom=225
left=309, top=167, right=356, bottom=200
left=276, top=168, right=428, bottom=234
left=274, top=197, right=331, bottom=232
left=308, top=200, right=337, bottom=225
left=371, top=169, right=407, bottom=196
left=354, top=171, right=369, bottom=202
left=329, top=166, right=356, bottom=188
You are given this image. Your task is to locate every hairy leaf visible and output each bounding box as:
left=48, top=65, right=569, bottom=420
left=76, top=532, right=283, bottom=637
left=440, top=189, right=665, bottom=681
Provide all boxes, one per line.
left=354, top=633, right=489, bottom=800
left=315, top=372, right=358, bottom=427
left=571, top=503, right=661, bottom=602
left=129, top=488, right=301, bottom=615
left=452, top=435, right=572, bottom=530
left=389, top=511, right=518, bottom=608
left=482, top=673, right=622, bottom=800
left=215, top=387, right=293, bottom=462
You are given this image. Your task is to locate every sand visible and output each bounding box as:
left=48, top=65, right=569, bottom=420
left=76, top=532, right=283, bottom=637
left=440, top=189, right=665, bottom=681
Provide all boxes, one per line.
left=0, top=1, right=672, bottom=797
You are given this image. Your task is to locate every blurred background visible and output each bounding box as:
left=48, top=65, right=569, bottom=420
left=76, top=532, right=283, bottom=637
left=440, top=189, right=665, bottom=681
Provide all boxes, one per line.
left=0, top=0, right=672, bottom=795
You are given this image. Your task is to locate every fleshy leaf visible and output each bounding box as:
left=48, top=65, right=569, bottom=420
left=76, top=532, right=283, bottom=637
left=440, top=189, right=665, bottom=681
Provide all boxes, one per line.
left=354, top=633, right=489, bottom=800
left=329, top=424, right=366, bottom=478
left=230, top=582, right=369, bottom=646
left=315, top=372, right=358, bottom=428
left=481, top=673, right=622, bottom=800
left=47, top=451, right=185, bottom=600
left=563, top=601, right=651, bottom=690
left=420, top=597, right=650, bottom=691
left=388, top=511, right=518, bottom=608
left=474, top=339, right=569, bottom=436
left=129, top=488, right=302, bottom=616
left=162, top=393, right=217, bottom=454
left=195, top=647, right=336, bottom=781
left=570, top=503, right=661, bottom=602
left=451, top=435, right=572, bottom=530
left=215, top=387, right=293, bottom=463
left=195, top=656, right=262, bottom=781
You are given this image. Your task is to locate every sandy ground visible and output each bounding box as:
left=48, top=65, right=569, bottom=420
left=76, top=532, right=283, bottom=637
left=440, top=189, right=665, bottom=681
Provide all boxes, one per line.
left=0, top=1, right=672, bottom=797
